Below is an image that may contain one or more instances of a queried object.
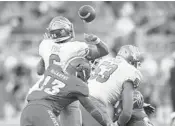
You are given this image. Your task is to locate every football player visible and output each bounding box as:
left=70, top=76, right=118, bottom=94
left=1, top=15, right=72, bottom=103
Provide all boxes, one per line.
left=20, top=16, right=114, bottom=126
left=87, top=45, right=143, bottom=126
left=113, top=90, right=154, bottom=126
left=37, top=16, right=108, bottom=76
left=36, top=16, right=109, bottom=126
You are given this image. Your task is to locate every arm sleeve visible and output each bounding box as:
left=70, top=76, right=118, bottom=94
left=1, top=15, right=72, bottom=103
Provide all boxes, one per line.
left=86, top=41, right=109, bottom=61
left=117, top=81, right=134, bottom=126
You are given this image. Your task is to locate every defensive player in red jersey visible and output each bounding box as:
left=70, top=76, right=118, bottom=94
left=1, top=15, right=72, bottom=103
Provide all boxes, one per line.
left=20, top=16, right=116, bottom=126
left=113, top=90, right=154, bottom=126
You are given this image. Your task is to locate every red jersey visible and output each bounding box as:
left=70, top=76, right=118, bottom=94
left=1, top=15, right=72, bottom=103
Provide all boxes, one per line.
left=27, top=64, right=89, bottom=113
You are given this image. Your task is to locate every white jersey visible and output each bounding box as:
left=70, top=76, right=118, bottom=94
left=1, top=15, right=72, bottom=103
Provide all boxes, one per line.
left=39, top=39, right=89, bottom=70
left=88, top=56, right=142, bottom=105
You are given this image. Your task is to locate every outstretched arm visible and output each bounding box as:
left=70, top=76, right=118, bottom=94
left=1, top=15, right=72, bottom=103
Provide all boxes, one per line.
left=116, top=81, right=134, bottom=126
left=77, top=95, right=113, bottom=126
left=84, top=33, right=109, bottom=60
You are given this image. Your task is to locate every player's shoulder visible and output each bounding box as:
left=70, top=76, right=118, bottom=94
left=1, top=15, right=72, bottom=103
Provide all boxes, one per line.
left=69, top=41, right=88, bottom=47
left=127, top=65, right=142, bottom=88
left=116, top=56, right=142, bottom=88
left=39, top=39, right=54, bottom=54
left=39, top=39, right=53, bottom=48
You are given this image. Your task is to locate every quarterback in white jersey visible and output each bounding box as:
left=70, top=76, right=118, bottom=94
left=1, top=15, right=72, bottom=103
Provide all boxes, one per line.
left=88, top=45, right=142, bottom=126
left=37, top=16, right=108, bottom=77
left=33, top=16, right=110, bottom=126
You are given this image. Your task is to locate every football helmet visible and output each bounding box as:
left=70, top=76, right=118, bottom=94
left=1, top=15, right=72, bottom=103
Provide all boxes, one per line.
left=64, top=57, right=91, bottom=82
left=133, top=90, right=144, bottom=109
left=47, top=16, right=75, bottom=43
left=117, top=45, right=141, bottom=68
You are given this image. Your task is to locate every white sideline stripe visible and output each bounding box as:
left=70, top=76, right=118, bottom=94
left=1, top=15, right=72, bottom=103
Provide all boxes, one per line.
left=78, top=12, right=91, bottom=19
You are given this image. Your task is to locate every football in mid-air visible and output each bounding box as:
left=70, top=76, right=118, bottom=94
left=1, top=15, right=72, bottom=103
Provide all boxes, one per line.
left=78, top=5, right=96, bottom=23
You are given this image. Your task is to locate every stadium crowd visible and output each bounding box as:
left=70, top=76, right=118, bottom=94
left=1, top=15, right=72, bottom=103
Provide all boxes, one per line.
left=0, top=1, right=174, bottom=126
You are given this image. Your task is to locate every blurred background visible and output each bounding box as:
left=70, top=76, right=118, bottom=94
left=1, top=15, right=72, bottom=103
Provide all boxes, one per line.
left=0, top=1, right=175, bottom=126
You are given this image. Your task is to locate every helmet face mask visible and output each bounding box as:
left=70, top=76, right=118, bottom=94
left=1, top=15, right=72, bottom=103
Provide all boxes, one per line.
left=49, top=29, right=71, bottom=41
left=130, top=61, right=141, bottom=68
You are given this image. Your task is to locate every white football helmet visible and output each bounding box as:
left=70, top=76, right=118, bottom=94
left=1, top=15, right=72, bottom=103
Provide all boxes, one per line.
left=117, top=45, right=142, bottom=68
left=47, top=16, right=75, bottom=43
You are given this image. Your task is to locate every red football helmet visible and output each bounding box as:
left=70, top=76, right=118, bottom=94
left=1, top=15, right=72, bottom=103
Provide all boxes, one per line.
left=47, top=16, right=75, bottom=43
left=64, top=57, right=91, bottom=82
left=117, top=45, right=142, bottom=68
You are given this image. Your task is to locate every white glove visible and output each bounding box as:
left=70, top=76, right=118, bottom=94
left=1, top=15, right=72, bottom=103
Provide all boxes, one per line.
left=84, top=33, right=101, bottom=45
left=43, top=33, right=51, bottom=39
left=107, top=122, right=119, bottom=126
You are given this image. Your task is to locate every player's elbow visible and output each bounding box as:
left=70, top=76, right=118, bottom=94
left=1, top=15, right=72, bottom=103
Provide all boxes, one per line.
left=122, top=110, right=132, bottom=119
left=37, top=58, right=45, bottom=75
left=37, top=64, right=45, bottom=75
left=118, top=110, right=132, bottom=126
left=37, top=69, right=44, bottom=75
left=99, top=46, right=109, bottom=57
left=97, top=41, right=109, bottom=57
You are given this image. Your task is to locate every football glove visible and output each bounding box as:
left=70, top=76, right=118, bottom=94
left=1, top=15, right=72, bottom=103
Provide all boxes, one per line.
left=43, top=32, right=51, bottom=39
left=108, top=122, right=119, bottom=126
left=84, top=33, right=101, bottom=45
left=143, top=103, right=155, bottom=115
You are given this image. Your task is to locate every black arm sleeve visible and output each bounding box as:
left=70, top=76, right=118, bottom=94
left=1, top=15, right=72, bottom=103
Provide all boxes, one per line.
left=86, top=41, right=109, bottom=61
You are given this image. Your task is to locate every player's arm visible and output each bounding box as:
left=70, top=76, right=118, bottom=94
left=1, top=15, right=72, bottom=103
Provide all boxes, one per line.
left=84, top=33, right=109, bottom=60
left=37, top=57, right=45, bottom=75
left=116, top=81, right=134, bottom=126
left=76, top=95, right=113, bottom=126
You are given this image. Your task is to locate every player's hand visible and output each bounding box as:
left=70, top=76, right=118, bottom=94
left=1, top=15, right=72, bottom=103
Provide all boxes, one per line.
left=107, top=122, right=119, bottom=126
left=43, top=33, right=51, bottom=39
left=143, top=103, right=155, bottom=115
left=84, top=33, right=101, bottom=45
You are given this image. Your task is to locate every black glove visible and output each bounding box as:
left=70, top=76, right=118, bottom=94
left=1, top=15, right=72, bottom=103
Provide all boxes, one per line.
left=143, top=103, right=155, bottom=115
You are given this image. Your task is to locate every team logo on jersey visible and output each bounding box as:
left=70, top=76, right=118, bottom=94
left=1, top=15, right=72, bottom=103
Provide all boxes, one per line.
left=77, top=48, right=89, bottom=57
left=51, top=45, right=61, bottom=54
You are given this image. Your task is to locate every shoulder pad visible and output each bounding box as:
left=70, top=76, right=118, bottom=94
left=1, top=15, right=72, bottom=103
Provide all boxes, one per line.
left=126, top=65, right=142, bottom=88
left=133, top=70, right=142, bottom=88
left=72, top=41, right=89, bottom=57
left=39, top=39, right=53, bottom=56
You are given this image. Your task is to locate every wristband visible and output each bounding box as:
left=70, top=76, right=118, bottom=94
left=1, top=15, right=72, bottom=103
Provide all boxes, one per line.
left=94, top=37, right=100, bottom=44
